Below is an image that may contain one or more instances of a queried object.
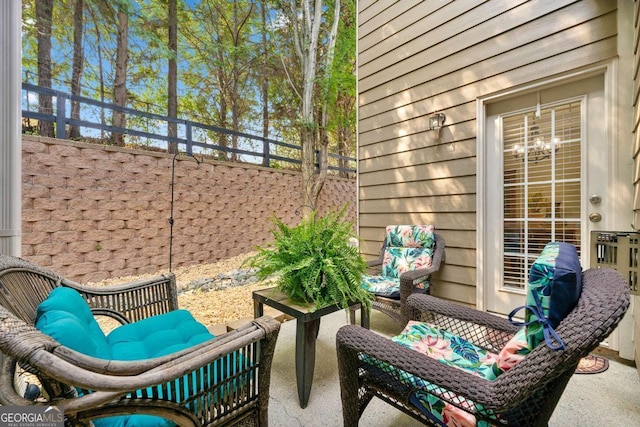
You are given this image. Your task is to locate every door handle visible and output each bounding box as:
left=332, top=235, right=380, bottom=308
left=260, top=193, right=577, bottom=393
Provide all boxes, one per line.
left=589, top=213, right=602, bottom=222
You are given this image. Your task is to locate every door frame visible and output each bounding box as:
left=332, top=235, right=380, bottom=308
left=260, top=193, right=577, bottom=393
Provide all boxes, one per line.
left=476, top=60, right=620, bottom=312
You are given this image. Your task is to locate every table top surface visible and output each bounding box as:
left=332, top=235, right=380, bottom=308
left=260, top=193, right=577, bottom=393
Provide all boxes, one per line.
left=253, top=287, right=361, bottom=320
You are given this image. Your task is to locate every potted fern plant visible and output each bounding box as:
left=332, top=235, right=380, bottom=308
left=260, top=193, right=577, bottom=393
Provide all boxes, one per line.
left=247, top=206, right=372, bottom=311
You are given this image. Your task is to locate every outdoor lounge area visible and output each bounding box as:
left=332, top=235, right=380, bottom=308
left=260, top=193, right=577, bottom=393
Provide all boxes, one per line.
left=1, top=244, right=639, bottom=426
left=2, top=1, right=640, bottom=426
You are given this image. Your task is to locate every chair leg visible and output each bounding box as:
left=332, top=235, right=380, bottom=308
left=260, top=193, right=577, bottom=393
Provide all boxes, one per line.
left=336, top=328, right=363, bottom=427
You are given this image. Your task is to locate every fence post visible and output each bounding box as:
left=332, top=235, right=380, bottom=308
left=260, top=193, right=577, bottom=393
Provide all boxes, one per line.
left=56, top=93, right=66, bottom=140
left=262, top=137, right=270, bottom=167
left=185, top=121, right=193, bottom=155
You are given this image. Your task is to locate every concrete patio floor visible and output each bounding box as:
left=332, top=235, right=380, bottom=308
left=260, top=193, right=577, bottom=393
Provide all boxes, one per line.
left=262, top=309, right=640, bottom=427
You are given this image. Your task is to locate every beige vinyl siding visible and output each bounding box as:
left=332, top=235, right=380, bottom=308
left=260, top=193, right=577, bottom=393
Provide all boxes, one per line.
left=357, top=0, right=619, bottom=304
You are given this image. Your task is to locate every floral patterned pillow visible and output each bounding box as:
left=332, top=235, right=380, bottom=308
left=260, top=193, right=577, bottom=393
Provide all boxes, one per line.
left=385, top=225, right=436, bottom=248
left=382, top=248, right=433, bottom=283
left=381, top=225, right=436, bottom=286
left=387, top=321, right=503, bottom=426
left=509, top=242, right=582, bottom=350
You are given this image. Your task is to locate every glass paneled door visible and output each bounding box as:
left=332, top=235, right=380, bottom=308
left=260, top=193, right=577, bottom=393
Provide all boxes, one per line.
left=502, top=102, right=582, bottom=293
left=482, top=73, right=625, bottom=351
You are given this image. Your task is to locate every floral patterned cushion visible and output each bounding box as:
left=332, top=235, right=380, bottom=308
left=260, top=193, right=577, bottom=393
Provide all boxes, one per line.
left=385, top=225, right=436, bottom=248
left=494, top=328, right=531, bottom=372
left=360, top=275, right=402, bottom=298
left=368, top=322, right=532, bottom=426
left=362, top=225, right=436, bottom=297
left=362, top=246, right=581, bottom=426
left=392, top=321, right=501, bottom=380
left=363, top=321, right=505, bottom=426
left=381, top=247, right=433, bottom=281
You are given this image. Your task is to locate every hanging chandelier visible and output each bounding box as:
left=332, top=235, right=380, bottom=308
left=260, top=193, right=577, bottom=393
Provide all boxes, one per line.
left=512, top=122, right=559, bottom=162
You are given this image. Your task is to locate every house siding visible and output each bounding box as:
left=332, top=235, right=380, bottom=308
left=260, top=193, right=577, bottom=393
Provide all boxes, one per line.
left=357, top=0, right=620, bottom=304
left=632, top=0, right=640, bottom=375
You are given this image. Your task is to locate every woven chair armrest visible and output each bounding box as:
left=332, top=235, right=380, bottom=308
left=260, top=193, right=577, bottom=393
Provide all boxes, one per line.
left=63, top=274, right=179, bottom=324
left=0, top=314, right=280, bottom=413
left=399, top=265, right=439, bottom=284
left=50, top=316, right=280, bottom=376
left=336, top=325, right=502, bottom=411
left=365, top=265, right=382, bottom=278
left=366, top=259, right=382, bottom=267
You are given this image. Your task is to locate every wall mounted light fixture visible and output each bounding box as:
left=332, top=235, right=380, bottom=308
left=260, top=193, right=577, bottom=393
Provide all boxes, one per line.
left=429, top=113, right=446, bottom=131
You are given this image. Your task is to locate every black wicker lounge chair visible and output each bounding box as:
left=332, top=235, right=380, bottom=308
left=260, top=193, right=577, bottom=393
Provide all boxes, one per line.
left=0, top=254, right=280, bottom=427
left=337, top=265, right=629, bottom=426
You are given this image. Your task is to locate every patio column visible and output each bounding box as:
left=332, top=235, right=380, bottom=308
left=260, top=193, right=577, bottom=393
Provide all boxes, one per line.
left=0, top=1, right=22, bottom=256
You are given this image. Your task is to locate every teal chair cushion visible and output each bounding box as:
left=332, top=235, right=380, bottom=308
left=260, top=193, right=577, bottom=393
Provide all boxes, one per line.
left=35, top=287, right=112, bottom=359
left=108, top=309, right=214, bottom=360
left=35, top=288, right=219, bottom=427
left=92, top=415, right=174, bottom=427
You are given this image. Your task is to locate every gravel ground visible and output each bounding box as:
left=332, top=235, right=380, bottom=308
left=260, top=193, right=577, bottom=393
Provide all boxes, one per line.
left=89, top=252, right=275, bottom=327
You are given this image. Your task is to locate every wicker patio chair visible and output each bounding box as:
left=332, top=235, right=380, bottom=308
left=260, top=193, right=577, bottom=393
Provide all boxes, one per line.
left=0, top=254, right=280, bottom=427
left=336, top=266, right=630, bottom=426
left=352, top=225, right=445, bottom=327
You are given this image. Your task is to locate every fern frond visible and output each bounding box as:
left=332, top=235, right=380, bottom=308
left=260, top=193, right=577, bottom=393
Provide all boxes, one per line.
left=247, top=204, right=369, bottom=310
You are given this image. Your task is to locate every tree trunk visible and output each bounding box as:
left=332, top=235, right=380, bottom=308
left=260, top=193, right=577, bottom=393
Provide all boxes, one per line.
left=298, top=0, right=341, bottom=218
left=230, top=0, right=239, bottom=162
left=112, top=5, right=129, bottom=147
left=168, top=0, right=178, bottom=154
left=69, top=0, right=84, bottom=140
left=299, top=0, right=323, bottom=218
left=87, top=3, right=106, bottom=140
left=313, top=0, right=340, bottom=200
left=217, top=65, right=229, bottom=160
left=261, top=1, right=269, bottom=167
left=36, top=0, right=54, bottom=138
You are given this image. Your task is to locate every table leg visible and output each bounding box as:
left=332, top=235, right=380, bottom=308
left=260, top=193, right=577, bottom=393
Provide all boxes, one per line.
left=296, top=318, right=320, bottom=408
left=360, top=304, right=370, bottom=329
left=253, top=299, right=263, bottom=318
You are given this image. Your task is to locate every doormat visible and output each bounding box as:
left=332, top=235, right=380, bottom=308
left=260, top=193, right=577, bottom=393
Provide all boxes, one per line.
left=575, top=354, right=609, bottom=374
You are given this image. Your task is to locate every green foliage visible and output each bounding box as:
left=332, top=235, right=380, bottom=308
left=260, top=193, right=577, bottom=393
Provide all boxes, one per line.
left=21, top=0, right=357, bottom=160
left=247, top=205, right=371, bottom=311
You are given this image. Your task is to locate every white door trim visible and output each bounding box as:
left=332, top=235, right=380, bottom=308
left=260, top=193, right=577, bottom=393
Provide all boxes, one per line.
left=476, top=60, right=618, bottom=311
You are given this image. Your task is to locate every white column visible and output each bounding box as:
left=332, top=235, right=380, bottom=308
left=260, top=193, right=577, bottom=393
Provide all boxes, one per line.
left=0, top=1, right=22, bottom=255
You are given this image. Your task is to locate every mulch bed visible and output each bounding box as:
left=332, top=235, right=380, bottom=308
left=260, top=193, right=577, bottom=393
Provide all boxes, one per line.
left=89, top=252, right=274, bottom=327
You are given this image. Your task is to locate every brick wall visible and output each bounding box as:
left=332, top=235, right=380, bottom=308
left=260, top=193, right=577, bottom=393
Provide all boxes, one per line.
left=20, top=136, right=356, bottom=283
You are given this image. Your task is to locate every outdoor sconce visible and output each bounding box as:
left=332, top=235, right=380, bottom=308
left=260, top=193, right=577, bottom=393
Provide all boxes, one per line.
left=429, top=113, right=446, bottom=132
